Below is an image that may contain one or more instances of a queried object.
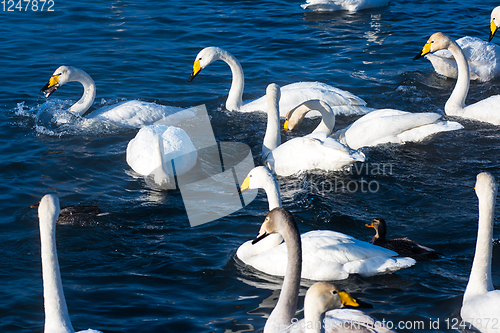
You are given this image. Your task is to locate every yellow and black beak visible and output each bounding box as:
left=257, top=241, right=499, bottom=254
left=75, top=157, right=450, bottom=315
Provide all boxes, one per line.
left=188, top=59, right=202, bottom=82
left=252, top=217, right=270, bottom=245
left=337, top=290, right=373, bottom=309
left=240, top=176, right=250, bottom=192
left=413, top=41, right=433, bottom=61
left=40, top=74, right=61, bottom=98
left=490, top=20, right=498, bottom=42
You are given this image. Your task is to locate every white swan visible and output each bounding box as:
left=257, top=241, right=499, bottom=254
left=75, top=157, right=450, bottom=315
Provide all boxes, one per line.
left=188, top=47, right=372, bottom=117
left=38, top=194, right=102, bottom=333
left=126, top=124, right=197, bottom=186
left=286, top=282, right=395, bottom=333
left=461, top=172, right=500, bottom=333
left=415, top=32, right=500, bottom=126
left=41, top=66, right=186, bottom=128
left=300, top=0, right=389, bottom=12
left=285, top=105, right=463, bottom=150
left=262, top=84, right=365, bottom=177
left=237, top=166, right=416, bottom=281
left=422, top=36, right=500, bottom=82
left=491, top=6, right=500, bottom=42
left=252, top=208, right=395, bottom=333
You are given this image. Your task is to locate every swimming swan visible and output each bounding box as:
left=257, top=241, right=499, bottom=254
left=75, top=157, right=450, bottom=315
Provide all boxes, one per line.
left=300, top=0, right=389, bottom=12
left=422, top=36, right=500, bottom=82
left=126, top=124, right=197, bottom=186
left=40, top=66, right=185, bottom=128
left=38, top=194, right=102, bottom=333
left=286, top=282, right=395, bottom=333
left=237, top=166, right=416, bottom=281
left=365, top=218, right=441, bottom=260
left=188, top=47, right=372, bottom=117
left=285, top=106, right=463, bottom=150
left=415, top=32, right=500, bottom=126
left=490, top=6, right=500, bottom=42
left=461, top=172, right=500, bottom=333
left=253, top=209, right=395, bottom=333
left=263, top=84, right=365, bottom=177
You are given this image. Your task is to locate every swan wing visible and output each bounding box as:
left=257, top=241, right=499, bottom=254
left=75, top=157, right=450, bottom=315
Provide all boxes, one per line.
left=463, top=95, right=500, bottom=125
left=301, top=0, right=389, bottom=12
left=241, top=82, right=371, bottom=116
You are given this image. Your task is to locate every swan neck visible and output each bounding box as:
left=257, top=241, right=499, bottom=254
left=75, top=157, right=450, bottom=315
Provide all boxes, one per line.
left=263, top=93, right=281, bottom=158
left=464, top=188, right=495, bottom=303
left=68, top=68, right=96, bottom=116
left=308, top=101, right=335, bottom=134
left=40, top=212, right=75, bottom=332
left=219, top=51, right=244, bottom=111
left=304, top=304, right=326, bottom=333
left=264, top=221, right=302, bottom=333
left=445, top=41, right=469, bottom=116
left=264, top=175, right=282, bottom=211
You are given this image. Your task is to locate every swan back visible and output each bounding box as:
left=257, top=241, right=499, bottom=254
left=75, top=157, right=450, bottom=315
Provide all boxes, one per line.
left=38, top=194, right=75, bottom=333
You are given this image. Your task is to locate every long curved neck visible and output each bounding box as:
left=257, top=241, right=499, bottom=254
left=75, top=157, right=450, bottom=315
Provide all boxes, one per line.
left=218, top=50, right=244, bottom=111
left=264, top=221, right=302, bottom=333
left=444, top=40, right=469, bottom=116
left=263, top=90, right=281, bottom=158
left=40, top=211, right=74, bottom=332
left=304, top=304, right=326, bottom=333
left=464, top=188, right=496, bottom=303
left=68, top=67, right=96, bottom=116
left=304, top=101, right=335, bottom=134
left=263, top=175, right=282, bottom=211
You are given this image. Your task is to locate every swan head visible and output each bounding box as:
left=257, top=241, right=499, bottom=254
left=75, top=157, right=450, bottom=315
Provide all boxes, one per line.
left=305, top=282, right=372, bottom=315
left=475, top=172, right=497, bottom=203
left=240, top=166, right=275, bottom=191
left=413, top=32, right=452, bottom=60
left=490, top=6, right=500, bottom=42
left=188, top=47, right=228, bottom=82
left=252, top=207, right=295, bottom=245
left=40, top=65, right=76, bottom=98
left=38, top=194, right=61, bottom=226
left=365, top=217, right=387, bottom=239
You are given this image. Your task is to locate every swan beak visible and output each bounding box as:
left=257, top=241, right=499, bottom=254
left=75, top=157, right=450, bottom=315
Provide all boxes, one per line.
left=338, top=291, right=373, bottom=309
left=490, top=20, right=498, bottom=42
left=252, top=218, right=271, bottom=244
left=413, top=42, right=432, bottom=60
left=40, top=74, right=60, bottom=98
left=365, top=222, right=375, bottom=228
left=284, top=119, right=289, bottom=131
left=240, top=176, right=250, bottom=192
left=188, top=59, right=202, bottom=82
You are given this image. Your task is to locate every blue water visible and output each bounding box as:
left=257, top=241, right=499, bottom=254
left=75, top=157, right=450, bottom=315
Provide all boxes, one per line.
left=1, top=0, right=500, bottom=332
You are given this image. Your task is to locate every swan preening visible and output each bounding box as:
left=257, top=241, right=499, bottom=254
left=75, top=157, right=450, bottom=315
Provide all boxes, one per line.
left=415, top=32, right=500, bottom=126
left=237, top=166, right=416, bottom=281
left=38, top=194, right=102, bottom=333
left=300, top=0, right=389, bottom=12
left=461, top=173, right=500, bottom=333
left=285, top=105, right=463, bottom=150
left=188, top=47, right=372, bottom=117
left=253, top=208, right=396, bottom=333
left=40, top=66, right=184, bottom=128
left=126, top=124, right=197, bottom=187
left=263, top=84, right=365, bottom=177
left=365, top=218, right=441, bottom=260
left=491, top=6, right=500, bottom=42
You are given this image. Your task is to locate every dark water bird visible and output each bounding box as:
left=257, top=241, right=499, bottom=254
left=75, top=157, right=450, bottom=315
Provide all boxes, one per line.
left=365, top=218, right=441, bottom=260
left=31, top=201, right=109, bottom=226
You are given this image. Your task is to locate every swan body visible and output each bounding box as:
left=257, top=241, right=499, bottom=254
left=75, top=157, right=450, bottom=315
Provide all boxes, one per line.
left=38, top=194, right=102, bottom=333
left=286, top=282, right=395, bottom=333
left=263, top=84, right=365, bottom=177
left=41, top=66, right=185, bottom=128
left=490, top=6, right=500, bottom=42
left=286, top=107, right=462, bottom=150
left=423, top=36, right=500, bottom=82
left=461, top=173, right=500, bottom=333
left=415, top=32, right=500, bottom=126
left=237, top=166, right=416, bottom=281
left=126, top=124, right=197, bottom=186
left=188, top=47, right=372, bottom=116
left=365, top=218, right=441, bottom=260
left=300, top=0, right=389, bottom=12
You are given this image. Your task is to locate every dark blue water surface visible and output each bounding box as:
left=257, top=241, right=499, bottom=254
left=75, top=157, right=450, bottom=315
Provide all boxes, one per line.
left=1, top=0, right=500, bottom=332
